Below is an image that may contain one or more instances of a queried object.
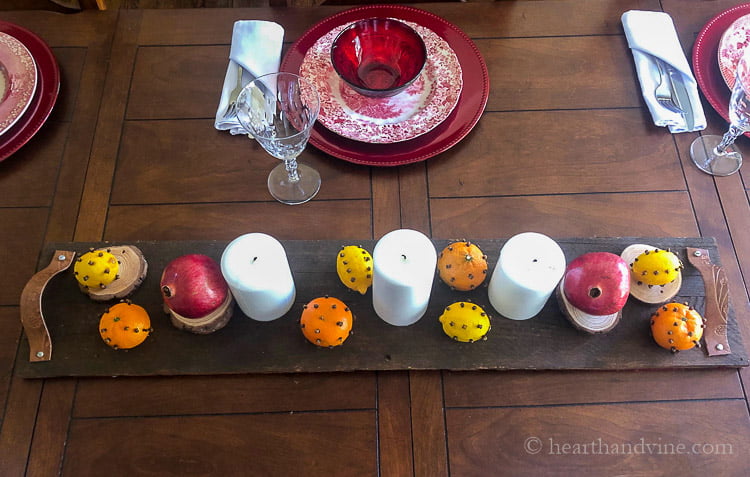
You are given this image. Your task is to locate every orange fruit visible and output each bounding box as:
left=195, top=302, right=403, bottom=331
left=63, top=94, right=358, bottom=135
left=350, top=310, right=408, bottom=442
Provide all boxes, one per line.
left=650, top=302, right=704, bottom=352
left=99, top=301, right=152, bottom=350
left=300, top=296, right=353, bottom=348
left=437, top=241, right=488, bottom=291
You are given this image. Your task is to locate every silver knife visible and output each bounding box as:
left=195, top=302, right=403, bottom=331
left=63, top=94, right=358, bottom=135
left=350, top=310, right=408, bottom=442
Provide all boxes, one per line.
left=666, top=65, right=695, bottom=131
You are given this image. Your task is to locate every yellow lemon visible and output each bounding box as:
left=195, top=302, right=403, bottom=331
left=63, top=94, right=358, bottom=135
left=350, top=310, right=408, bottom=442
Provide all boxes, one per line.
left=630, top=249, right=683, bottom=286
left=439, top=301, right=491, bottom=343
left=74, top=249, right=120, bottom=289
left=336, top=245, right=373, bottom=294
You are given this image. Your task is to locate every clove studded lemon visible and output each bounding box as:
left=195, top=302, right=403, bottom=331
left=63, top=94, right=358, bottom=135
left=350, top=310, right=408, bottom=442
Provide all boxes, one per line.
left=336, top=245, right=373, bottom=294
left=630, top=249, right=683, bottom=286
left=74, top=249, right=120, bottom=290
left=438, top=301, right=491, bottom=343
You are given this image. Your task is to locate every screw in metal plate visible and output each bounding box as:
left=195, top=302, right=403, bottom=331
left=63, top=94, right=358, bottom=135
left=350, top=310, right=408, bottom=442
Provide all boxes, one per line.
left=36, top=351, right=44, bottom=358
left=716, top=344, right=724, bottom=351
left=693, top=250, right=702, bottom=257
left=58, top=255, right=67, bottom=261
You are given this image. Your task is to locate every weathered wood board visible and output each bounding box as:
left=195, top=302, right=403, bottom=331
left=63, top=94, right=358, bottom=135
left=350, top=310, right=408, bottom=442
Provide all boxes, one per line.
left=16, top=237, right=748, bottom=378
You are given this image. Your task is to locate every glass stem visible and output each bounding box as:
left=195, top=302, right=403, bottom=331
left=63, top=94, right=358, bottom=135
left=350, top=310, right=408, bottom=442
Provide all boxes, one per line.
left=284, top=157, right=300, bottom=183
left=714, top=125, right=743, bottom=155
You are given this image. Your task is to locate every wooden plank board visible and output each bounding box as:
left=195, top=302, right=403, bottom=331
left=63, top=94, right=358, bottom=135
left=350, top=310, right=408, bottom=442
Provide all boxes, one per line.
left=445, top=400, right=750, bottom=475
left=16, top=237, right=748, bottom=378
left=62, top=411, right=378, bottom=476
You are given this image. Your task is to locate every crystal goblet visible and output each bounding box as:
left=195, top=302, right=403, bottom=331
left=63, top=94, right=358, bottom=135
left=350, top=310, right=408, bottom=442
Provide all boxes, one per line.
left=236, top=72, right=321, bottom=205
left=689, top=49, right=749, bottom=176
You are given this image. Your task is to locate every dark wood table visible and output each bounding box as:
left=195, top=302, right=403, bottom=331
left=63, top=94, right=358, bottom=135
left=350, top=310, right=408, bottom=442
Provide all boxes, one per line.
left=2, top=2, right=750, bottom=475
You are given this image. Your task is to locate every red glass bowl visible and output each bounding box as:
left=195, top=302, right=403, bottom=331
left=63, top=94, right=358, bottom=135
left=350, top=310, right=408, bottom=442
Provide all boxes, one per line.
left=331, top=17, right=427, bottom=98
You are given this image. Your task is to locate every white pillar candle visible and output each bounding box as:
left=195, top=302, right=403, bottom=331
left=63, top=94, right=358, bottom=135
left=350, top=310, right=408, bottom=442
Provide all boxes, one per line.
left=220, top=233, right=295, bottom=321
left=373, top=229, right=437, bottom=326
left=488, top=232, right=566, bottom=320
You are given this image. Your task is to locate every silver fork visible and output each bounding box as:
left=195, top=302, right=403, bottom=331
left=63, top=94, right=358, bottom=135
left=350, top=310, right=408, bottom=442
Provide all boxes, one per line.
left=223, top=66, right=244, bottom=118
left=654, top=59, right=683, bottom=114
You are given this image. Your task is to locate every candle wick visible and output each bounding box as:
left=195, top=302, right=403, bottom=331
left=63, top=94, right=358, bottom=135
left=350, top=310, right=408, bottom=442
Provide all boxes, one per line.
left=532, top=259, right=538, bottom=263
left=401, top=254, right=407, bottom=260
left=252, top=256, right=258, bottom=263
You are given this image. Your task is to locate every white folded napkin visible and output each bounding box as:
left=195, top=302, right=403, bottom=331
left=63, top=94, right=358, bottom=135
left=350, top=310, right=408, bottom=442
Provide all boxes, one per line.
left=214, top=20, right=284, bottom=135
left=622, top=10, right=706, bottom=133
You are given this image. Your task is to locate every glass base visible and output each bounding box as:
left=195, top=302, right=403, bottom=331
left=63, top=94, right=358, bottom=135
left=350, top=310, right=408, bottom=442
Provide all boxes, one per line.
left=267, top=162, right=321, bottom=205
left=689, top=135, right=743, bottom=176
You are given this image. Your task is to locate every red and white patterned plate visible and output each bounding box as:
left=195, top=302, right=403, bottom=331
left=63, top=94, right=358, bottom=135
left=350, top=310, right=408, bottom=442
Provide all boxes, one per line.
left=299, top=20, right=462, bottom=144
left=694, top=3, right=750, bottom=139
left=0, top=31, right=37, bottom=137
left=0, top=21, right=60, bottom=163
left=718, top=13, right=750, bottom=89
left=281, top=5, right=489, bottom=167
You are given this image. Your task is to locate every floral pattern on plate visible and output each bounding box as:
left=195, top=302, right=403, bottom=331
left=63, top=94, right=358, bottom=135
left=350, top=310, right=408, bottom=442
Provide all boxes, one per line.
left=299, top=20, right=462, bottom=144
left=0, top=32, right=37, bottom=137
left=718, top=13, right=750, bottom=89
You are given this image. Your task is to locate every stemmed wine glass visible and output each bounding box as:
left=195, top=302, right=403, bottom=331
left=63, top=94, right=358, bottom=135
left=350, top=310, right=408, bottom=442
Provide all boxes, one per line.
left=236, top=72, right=321, bottom=205
left=689, top=49, right=750, bottom=176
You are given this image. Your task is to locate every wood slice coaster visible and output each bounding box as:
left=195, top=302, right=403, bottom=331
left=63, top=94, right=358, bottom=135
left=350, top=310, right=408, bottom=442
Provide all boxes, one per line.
left=621, top=244, right=681, bottom=304
left=556, top=278, right=621, bottom=334
left=166, top=293, right=234, bottom=335
left=80, top=245, right=148, bottom=301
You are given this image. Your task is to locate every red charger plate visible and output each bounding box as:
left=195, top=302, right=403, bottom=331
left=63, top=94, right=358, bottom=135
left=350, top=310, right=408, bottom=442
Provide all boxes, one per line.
left=281, top=5, right=490, bottom=166
left=0, top=21, right=60, bottom=163
left=693, top=3, right=750, bottom=131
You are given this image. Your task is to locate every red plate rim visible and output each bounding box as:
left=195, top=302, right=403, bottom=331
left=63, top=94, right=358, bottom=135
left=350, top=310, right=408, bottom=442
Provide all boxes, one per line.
left=281, top=5, right=490, bottom=167
left=0, top=20, right=60, bottom=163
left=693, top=3, right=750, bottom=133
